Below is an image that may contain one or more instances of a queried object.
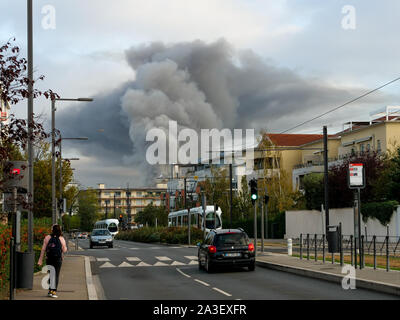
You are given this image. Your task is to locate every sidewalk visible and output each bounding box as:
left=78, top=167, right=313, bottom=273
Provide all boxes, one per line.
left=256, top=252, right=400, bottom=296
left=15, top=254, right=89, bottom=300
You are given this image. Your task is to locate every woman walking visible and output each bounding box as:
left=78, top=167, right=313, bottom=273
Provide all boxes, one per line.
left=38, top=224, right=68, bottom=298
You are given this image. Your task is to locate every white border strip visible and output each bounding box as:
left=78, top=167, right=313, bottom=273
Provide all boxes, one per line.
left=84, top=256, right=98, bottom=300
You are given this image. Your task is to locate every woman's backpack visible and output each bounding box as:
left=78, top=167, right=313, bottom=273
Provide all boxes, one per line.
left=46, top=236, right=62, bottom=260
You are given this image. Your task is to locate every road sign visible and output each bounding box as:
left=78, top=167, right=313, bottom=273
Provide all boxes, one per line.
left=348, top=163, right=365, bottom=189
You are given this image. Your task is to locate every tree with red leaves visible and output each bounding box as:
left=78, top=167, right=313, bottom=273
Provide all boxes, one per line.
left=0, top=38, right=59, bottom=208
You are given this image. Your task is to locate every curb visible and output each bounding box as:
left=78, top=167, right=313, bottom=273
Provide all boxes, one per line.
left=256, top=259, right=400, bottom=297
left=84, top=256, right=98, bottom=300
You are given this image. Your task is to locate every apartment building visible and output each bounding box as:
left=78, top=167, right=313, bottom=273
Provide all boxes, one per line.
left=292, top=106, right=400, bottom=190
left=96, top=184, right=167, bottom=221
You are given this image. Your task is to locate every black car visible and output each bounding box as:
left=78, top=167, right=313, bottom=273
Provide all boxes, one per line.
left=198, top=229, right=255, bottom=273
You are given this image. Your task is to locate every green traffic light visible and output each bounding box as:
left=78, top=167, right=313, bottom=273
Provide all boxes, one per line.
left=251, top=194, right=257, bottom=200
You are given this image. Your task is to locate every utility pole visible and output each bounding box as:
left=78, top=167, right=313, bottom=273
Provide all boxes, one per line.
left=323, top=126, right=330, bottom=236
left=184, top=178, right=191, bottom=245
left=27, top=0, right=34, bottom=253
left=202, top=192, right=206, bottom=241
left=113, top=193, right=116, bottom=219
left=229, top=163, right=233, bottom=229
left=51, top=99, right=57, bottom=225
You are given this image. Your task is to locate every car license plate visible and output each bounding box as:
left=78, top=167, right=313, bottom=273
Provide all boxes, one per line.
left=225, top=253, right=241, bottom=257
left=99, top=241, right=105, bottom=244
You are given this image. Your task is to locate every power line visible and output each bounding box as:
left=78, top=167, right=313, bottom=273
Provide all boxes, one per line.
left=280, top=76, right=400, bottom=134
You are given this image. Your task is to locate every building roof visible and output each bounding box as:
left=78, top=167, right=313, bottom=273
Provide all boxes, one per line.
left=265, top=134, right=324, bottom=147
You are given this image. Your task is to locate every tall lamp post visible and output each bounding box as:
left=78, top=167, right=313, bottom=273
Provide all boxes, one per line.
left=58, top=136, right=88, bottom=222
left=51, top=98, right=93, bottom=225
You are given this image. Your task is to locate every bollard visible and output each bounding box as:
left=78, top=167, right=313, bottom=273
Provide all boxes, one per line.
left=314, top=234, right=317, bottom=262
left=306, top=234, right=310, bottom=260
left=300, top=234, right=303, bottom=260
left=340, top=234, right=344, bottom=267
left=373, top=235, right=376, bottom=270
left=322, top=234, right=326, bottom=263
left=288, top=238, right=292, bottom=256
left=386, top=235, right=390, bottom=272
left=350, top=235, right=354, bottom=266
left=9, top=237, right=15, bottom=300
left=361, top=235, right=365, bottom=269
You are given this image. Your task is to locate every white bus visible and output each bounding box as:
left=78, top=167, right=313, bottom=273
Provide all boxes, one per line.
left=94, top=219, right=119, bottom=236
left=168, top=205, right=222, bottom=232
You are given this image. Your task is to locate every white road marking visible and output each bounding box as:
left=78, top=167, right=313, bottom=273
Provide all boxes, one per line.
left=156, top=256, right=172, bottom=261
left=153, top=261, right=169, bottom=266
left=176, top=268, right=191, bottom=278
left=184, top=256, right=198, bottom=260
left=149, top=247, right=162, bottom=249
left=126, top=257, right=141, bottom=261
left=212, top=287, right=232, bottom=297
left=96, top=258, right=110, bottom=262
left=99, top=262, right=116, bottom=268
left=118, top=262, right=134, bottom=267
left=171, top=261, right=185, bottom=266
left=129, top=248, right=139, bottom=250
left=187, top=260, right=198, bottom=265
left=194, top=279, right=210, bottom=287
left=136, top=262, right=151, bottom=267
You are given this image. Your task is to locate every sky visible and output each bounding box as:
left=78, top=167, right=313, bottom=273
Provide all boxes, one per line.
left=1, top=0, right=400, bottom=188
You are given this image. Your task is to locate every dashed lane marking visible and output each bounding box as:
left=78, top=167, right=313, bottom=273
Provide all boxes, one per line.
left=194, top=279, right=210, bottom=287
left=212, top=287, right=232, bottom=297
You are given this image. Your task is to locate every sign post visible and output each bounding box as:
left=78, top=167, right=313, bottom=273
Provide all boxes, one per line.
left=348, top=163, right=365, bottom=269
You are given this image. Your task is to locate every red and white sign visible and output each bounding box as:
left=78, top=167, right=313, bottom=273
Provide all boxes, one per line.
left=349, top=163, right=364, bottom=187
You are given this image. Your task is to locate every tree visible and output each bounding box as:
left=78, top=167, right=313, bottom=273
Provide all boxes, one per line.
left=32, top=142, right=74, bottom=217
left=135, top=203, right=167, bottom=227
left=0, top=38, right=58, bottom=212
left=302, top=173, right=324, bottom=210
left=257, top=131, right=301, bottom=214
left=77, top=189, right=100, bottom=231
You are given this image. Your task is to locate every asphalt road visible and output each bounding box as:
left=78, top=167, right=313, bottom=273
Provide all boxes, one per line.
left=71, top=239, right=398, bottom=300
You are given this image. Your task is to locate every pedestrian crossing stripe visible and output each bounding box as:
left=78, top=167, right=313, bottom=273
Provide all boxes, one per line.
left=187, top=260, right=198, bottom=265
left=118, top=262, right=134, bottom=267
left=96, top=258, right=110, bottom=261
left=153, top=261, right=169, bottom=266
left=184, top=256, right=198, bottom=260
left=136, top=262, right=151, bottom=267
left=99, top=262, right=116, bottom=268
left=156, top=256, right=172, bottom=261
left=170, top=261, right=185, bottom=266
left=126, top=257, right=141, bottom=261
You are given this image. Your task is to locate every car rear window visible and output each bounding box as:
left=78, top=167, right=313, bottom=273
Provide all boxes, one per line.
left=215, top=233, right=248, bottom=246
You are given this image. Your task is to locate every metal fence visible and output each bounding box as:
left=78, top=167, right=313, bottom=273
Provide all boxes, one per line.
left=291, top=232, right=400, bottom=272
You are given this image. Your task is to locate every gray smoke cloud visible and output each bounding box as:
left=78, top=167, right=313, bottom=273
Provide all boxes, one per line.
left=57, top=38, right=386, bottom=187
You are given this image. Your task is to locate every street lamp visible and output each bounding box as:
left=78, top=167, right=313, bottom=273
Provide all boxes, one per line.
left=51, top=97, right=93, bottom=225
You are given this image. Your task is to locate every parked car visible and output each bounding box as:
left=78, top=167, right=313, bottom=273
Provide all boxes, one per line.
left=89, top=229, right=113, bottom=248
left=78, top=232, right=88, bottom=239
left=198, top=228, right=255, bottom=273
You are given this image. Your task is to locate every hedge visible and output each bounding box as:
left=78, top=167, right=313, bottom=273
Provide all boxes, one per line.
left=361, top=201, right=399, bottom=226
left=115, top=226, right=204, bottom=245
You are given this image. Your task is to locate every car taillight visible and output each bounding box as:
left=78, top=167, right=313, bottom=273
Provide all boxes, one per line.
left=208, top=245, right=217, bottom=254
left=248, top=243, right=254, bottom=252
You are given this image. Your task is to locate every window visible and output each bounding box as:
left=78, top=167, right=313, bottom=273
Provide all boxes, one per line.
left=366, top=144, right=371, bottom=152
left=360, top=144, right=364, bottom=154
left=215, top=233, right=248, bottom=246
left=377, top=140, right=381, bottom=153
left=115, top=192, right=121, bottom=197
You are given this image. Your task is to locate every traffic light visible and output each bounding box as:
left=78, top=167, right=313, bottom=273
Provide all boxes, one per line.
left=119, top=214, right=123, bottom=222
left=249, top=178, right=258, bottom=204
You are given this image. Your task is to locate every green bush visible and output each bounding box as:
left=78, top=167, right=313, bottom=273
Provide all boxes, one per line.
left=116, top=226, right=204, bottom=245
left=361, top=201, right=399, bottom=226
